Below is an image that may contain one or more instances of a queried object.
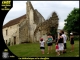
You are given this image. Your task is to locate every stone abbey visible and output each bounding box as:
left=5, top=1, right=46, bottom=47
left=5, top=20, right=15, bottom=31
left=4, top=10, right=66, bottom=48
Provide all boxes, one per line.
left=3, top=1, right=59, bottom=46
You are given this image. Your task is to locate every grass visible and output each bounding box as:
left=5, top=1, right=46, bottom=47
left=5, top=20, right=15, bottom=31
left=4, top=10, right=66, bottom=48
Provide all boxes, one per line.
left=8, top=40, right=79, bottom=57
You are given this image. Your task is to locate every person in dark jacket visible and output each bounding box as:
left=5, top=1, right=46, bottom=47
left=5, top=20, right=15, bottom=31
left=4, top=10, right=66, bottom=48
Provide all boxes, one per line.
left=57, top=33, right=64, bottom=55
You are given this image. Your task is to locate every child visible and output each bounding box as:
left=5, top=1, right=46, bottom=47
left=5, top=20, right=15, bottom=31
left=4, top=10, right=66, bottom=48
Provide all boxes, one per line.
left=40, top=38, right=45, bottom=54
left=55, top=43, right=60, bottom=56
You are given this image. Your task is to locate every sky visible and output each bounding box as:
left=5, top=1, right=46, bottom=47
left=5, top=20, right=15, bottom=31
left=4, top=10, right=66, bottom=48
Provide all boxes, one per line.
left=3, top=1, right=79, bottom=29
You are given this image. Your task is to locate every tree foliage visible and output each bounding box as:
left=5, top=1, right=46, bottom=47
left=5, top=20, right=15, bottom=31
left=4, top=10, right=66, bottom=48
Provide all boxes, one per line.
left=63, top=8, right=80, bottom=36
left=49, top=12, right=58, bottom=38
left=50, top=27, right=57, bottom=35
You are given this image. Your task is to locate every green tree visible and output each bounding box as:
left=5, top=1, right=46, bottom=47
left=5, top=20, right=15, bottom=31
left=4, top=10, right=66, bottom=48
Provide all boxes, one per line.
left=50, top=27, right=57, bottom=35
left=63, top=8, right=80, bottom=36
left=49, top=12, right=58, bottom=39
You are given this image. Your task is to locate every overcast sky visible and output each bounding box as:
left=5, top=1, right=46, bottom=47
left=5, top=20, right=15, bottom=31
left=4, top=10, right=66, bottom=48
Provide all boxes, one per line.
left=3, top=1, right=79, bottom=29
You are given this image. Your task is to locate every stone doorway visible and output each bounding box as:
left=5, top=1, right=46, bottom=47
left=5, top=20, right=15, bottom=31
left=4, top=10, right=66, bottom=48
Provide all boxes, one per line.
left=14, top=36, right=16, bottom=45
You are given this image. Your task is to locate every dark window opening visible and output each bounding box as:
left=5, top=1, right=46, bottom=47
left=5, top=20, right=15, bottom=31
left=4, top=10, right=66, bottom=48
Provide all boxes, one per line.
left=6, top=30, right=8, bottom=35
left=6, top=40, right=7, bottom=45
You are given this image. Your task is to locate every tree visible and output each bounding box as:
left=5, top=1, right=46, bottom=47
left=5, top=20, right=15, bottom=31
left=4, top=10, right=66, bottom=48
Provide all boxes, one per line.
left=49, top=12, right=59, bottom=39
left=63, top=8, right=80, bottom=36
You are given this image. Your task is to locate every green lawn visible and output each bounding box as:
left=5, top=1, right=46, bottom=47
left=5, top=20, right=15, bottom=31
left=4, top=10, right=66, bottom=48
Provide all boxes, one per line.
left=8, top=40, right=79, bottom=57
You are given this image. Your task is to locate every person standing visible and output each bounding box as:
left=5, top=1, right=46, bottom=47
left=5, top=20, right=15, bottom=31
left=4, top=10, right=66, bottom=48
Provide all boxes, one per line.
left=47, top=34, right=53, bottom=54
left=60, top=30, right=67, bottom=53
left=40, top=38, right=45, bottom=54
left=57, top=33, right=64, bottom=55
left=70, top=33, right=74, bottom=52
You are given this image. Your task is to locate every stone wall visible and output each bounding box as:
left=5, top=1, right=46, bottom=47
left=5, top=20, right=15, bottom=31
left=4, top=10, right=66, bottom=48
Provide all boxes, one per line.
left=34, top=12, right=59, bottom=42
left=19, top=17, right=29, bottom=43
left=26, top=1, right=36, bottom=42
left=26, top=1, right=45, bottom=42
left=34, top=9, right=45, bottom=25
left=2, top=24, right=19, bottom=46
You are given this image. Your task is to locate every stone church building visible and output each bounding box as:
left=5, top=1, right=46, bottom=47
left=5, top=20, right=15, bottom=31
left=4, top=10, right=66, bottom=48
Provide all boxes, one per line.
left=2, top=1, right=59, bottom=46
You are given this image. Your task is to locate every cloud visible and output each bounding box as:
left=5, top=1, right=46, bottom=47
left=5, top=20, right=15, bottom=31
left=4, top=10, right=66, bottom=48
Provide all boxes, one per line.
left=59, top=1, right=79, bottom=8
left=11, top=1, right=26, bottom=12
left=3, top=1, right=79, bottom=29
left=58, top=22, right=65, bottom=29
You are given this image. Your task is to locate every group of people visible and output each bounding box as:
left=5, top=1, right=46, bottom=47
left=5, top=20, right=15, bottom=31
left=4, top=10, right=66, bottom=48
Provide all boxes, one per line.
left=39, top=30, right=74, bottom=56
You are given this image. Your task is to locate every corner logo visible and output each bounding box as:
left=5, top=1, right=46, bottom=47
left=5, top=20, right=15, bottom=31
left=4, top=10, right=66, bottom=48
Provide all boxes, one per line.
left=2, top=49, right=9, bottom=59
left=1, top=0, right=11, bottom=10
left=2, top=52, right=9, bottom=59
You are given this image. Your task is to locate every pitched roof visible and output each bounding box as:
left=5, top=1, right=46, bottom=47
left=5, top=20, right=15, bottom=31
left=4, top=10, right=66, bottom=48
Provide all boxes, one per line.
left=3, top=14, right=26, bottom=28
